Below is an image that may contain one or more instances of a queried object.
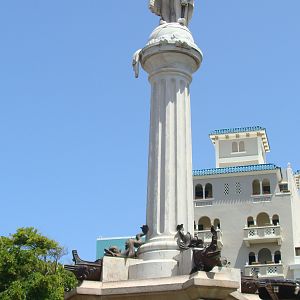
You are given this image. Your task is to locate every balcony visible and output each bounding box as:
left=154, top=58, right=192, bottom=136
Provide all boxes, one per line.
left=243, top=225, right=282, bottom=247
left=194, top=229, right=223, bottom=248
left=251, top=194, right=272, bottom=203
left=244, top=263, right=284, bottom=278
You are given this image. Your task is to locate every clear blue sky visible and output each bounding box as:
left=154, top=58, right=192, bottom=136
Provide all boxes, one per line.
left=0, top=1, right=299, bottom=263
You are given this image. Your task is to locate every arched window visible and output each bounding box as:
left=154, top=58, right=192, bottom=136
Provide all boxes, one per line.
left=252, top=180, right=260, bottom=195
left=274, top=251, right=281, bottom=264
left=214, top=218, right=220, bottom=229
left=247, top=216, right=254, bottom=227
left=272, top=215, right=279, bottom=225
left=249, top=252, right=256, bottom=265
left=232, top=142, right=238, bottom=153
left=195, top=184, right=203, bottom=199
left=256, top=212, right=270, bottom=227
left=262, top=179, right=271, bottom=194
left=258, top=248, right=272, bottom=264
left=239, top=141, right=245, bottom=152
left=198, top=216, right=211, bottom=231
left=205, top=183, right=213, bottom=199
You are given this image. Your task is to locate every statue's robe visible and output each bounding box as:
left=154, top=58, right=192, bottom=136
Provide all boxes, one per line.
left=149, top=0, right=194, bottom=25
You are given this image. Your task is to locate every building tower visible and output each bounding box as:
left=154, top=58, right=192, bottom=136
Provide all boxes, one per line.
left=209, top=126, right=270, bottom=168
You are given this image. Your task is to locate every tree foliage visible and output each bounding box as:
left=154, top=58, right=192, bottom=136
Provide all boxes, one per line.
left=0, top=227, right=77, bottom=300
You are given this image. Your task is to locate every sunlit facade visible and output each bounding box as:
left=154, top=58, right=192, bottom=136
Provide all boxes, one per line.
left=193, top=126, right=300, bottom=280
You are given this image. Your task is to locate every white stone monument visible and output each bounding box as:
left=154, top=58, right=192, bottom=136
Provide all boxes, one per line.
left=65, top=1, right=248, bottom=299
left=129, top=0, right=202, bottom=280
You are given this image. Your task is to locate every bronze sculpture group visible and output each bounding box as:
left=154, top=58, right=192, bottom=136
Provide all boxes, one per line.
left=65, top=224, right=224, bottom=282
left=104, top=225, right=149, bottom=258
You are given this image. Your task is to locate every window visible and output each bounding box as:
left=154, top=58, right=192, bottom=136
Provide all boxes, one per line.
left=252, top=180, right=260, bottom=195
left=279, top=183, right=289, bottom=193
left=224, top=183, right=229, bottom=195
left=247, top=216, right=254, bottom=227
left=214, top=218, right=220, bottom=229
left=232, top=142, right=238, bottom=153
left=295, top=248, right=300, bottom=256
left=232, top=141, right=246, bottom=153
left=195, top=184, right=203, bottom=199
left=262, top=179, right=271, bottom=194
left=249, top=252, right=256, bottom=265
left=272, top=215, right=279, bottom=225
left=205, top=183, right=213, bottom=199
left=274, top=251, right=281, bottom=264
left=239, top=141, right=245, bottom=152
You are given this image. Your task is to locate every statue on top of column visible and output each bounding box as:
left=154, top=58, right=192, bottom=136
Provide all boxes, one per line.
left=149, top=0, right=194, bottom=26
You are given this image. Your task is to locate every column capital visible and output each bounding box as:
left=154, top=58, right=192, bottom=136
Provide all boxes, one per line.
left=141, top=42, right=202, bottom=79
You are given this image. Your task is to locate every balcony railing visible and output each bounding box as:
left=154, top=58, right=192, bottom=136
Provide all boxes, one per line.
left=244, top=263, right=284, bottom=278
left=243, top=225, right=282, bottom=247
left=251, top=194, right=272, bottom=202
left=194, top=229, right=223, bottom=248
left=194, top=199, right=213, bottom=207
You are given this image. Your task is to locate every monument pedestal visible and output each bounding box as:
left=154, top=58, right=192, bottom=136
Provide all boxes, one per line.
left=66, top=267, right=243, bottom=300
left=65, top=252, right=247, bottom=300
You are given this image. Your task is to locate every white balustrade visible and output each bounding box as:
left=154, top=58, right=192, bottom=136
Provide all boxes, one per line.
left=243, top=225, right=282, bottom=246
left=244, top=263, right=284, bottom=278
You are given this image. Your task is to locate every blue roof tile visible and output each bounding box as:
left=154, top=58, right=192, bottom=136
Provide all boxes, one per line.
left=193, top=164, right=279, bottom=177
left=210, top=126, right=265, bottom=135
left=295, top=170, right=300, bottom=175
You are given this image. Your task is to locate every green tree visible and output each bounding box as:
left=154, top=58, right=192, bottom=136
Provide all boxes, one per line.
left=0, top=227, right=77, bottom=300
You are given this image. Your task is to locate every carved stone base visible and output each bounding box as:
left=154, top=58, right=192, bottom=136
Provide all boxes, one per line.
left=102, top=256, right=141, bottom=282
left=128, top=259, right=179, bottom=280
left=65, top=269, right=242, bottom=300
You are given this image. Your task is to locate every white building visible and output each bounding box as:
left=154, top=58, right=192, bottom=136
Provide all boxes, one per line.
left=193, top=126, right=300, bottom=280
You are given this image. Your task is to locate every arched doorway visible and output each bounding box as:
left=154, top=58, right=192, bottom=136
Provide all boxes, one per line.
left=256, top=212, right=270, bottom=227
left=258, top=248, right=272, bottom=264
left=198, top=216, right=211, bottom=231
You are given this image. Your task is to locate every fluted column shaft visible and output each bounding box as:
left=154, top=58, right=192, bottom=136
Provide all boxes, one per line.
left=138, top=45, right=202, bottom=261
left=147, top=72, right=193, bottom=239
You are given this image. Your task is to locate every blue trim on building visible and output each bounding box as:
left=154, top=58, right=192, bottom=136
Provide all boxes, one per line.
left=193, top=164, right=279, bottom=177
left=210, top=126, right=265, bottom=135
left=96, top=237, right=130, bottom=259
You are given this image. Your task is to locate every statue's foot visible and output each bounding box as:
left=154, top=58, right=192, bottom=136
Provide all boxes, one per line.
left=159, top=19, right=167, bottom=25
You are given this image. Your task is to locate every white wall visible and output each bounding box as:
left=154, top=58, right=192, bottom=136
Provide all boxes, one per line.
left=193, top=171, right=296, bottom=279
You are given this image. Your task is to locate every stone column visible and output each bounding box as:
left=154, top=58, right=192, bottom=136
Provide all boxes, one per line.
left=130, top=23, right=202, bottom=280
left=260, top=181, right=263, bottom=195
